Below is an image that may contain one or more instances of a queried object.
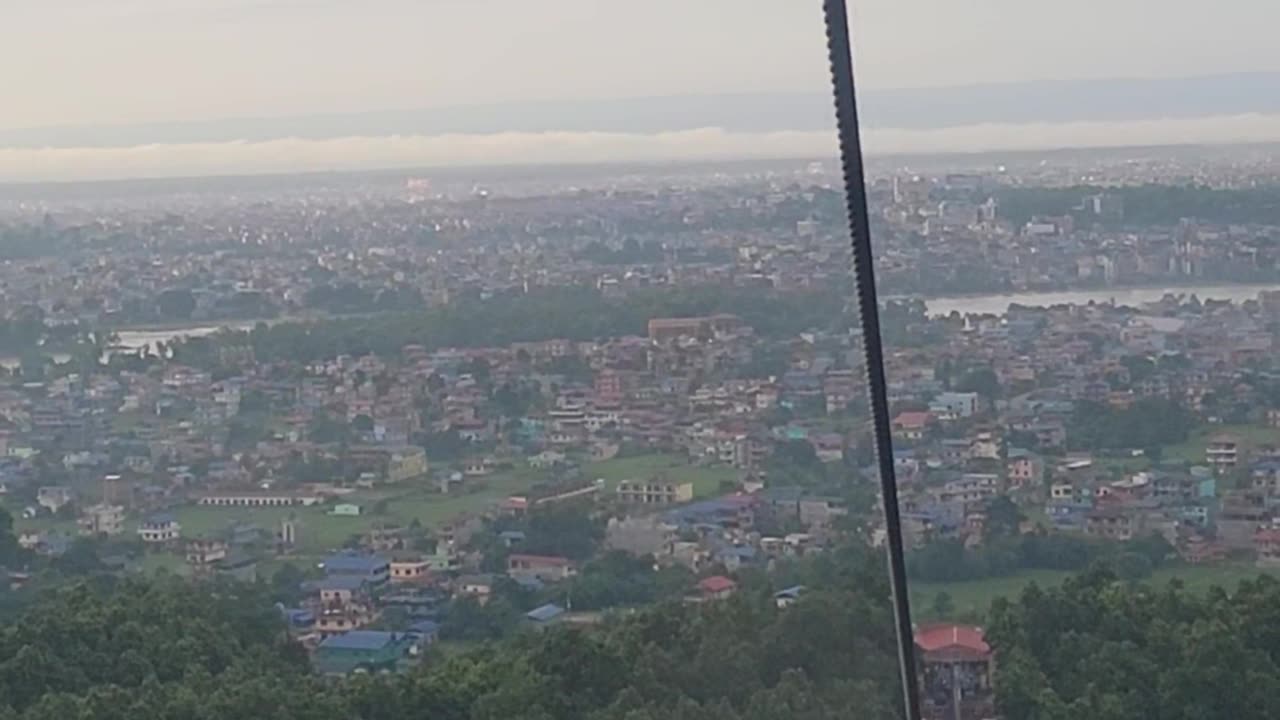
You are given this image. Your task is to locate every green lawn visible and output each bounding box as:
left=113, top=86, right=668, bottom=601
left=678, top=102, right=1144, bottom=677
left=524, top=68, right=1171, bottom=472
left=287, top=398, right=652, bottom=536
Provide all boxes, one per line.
left=582, top=453, right=738, bottom=498
left=912, top=562, right=1280, bottom=621
left=167, top=466, right=548, bottom=555
left=1165, top=424, right=1279, bottom=464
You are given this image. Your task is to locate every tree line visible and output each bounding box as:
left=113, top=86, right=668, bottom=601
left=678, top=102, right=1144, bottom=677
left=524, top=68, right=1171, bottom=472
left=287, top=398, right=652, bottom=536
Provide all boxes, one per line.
left=0, top=544, right=906, bottom=720
left=990, top=567, right=1280, bottom=720
left=169, top=285, right=852, bottom=367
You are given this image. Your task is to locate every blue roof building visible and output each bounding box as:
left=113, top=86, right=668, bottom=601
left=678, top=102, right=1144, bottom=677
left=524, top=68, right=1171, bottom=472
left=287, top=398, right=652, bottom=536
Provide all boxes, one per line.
left=406, top=620, right=440, bottom=642
left=319, top=551, right=389, bottom=585
left=313, top=631, right=417, bottom=675
left=525, top=603, right=566, bottom=624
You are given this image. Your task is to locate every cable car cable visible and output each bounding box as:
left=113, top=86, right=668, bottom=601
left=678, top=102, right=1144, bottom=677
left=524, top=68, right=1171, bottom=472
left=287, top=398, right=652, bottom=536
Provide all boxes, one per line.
left=822, top=2, right=923, bottom=718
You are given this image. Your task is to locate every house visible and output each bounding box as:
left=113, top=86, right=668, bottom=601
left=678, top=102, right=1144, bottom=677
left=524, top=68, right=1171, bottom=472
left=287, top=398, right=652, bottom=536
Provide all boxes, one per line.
left=317, top=575, right=368, bottom=606
left=507, top=554, right=576, bottom=583
left=930, top=392, right=980, bottom=420
left=1256, top=528, right=1280, bottom=567
left=455, top=573, right=495, bottom=604
left=525, top=603, right=566, bottom=625
left=137, top=514, right=181, bottom=543
left=36, top=486, right=74, bottom=514
left=892, top=411, right=933, bottom=442
left=389, top=555, right=431, bottom=583
left=215, top=553, right=259, bottom=583
left=616, top=477, right=694, bottom=506
left=1085, top=507, right=1138, bottom=541
left=1005, top=448, right=1043, bottom=489
left=78, top=503, right=125, bottom=536
left=330, top=503, right=362, bottom=517
left=186, top=538, right=229, bottom=567
left=498, top=530, right=526, bottom=548
left=312, top=631, right=417, bottom=676
left=1179, top=532, right=1225, bottom=565
left=1206, top=433, right=1241, bottom=473
left=528, top=450, right=567, bottom=470
left=775, top=585, right=805, bottom=608
left=697, top=575, right=737, bottom=600
left=320, top=552, right=390, bottom=585
left=387, top=447, right=429, bottom=483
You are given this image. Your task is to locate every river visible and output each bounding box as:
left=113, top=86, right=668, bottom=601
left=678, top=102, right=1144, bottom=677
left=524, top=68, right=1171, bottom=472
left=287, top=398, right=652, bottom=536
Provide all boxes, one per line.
left=108, top=283, right=1280, bottom=347
left=4, top=283, right=1277, bottom=370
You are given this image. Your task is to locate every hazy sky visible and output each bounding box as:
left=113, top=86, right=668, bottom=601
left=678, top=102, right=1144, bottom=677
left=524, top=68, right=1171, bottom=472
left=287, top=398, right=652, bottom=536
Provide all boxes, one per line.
left=7, top=0, right=1280, bottom=131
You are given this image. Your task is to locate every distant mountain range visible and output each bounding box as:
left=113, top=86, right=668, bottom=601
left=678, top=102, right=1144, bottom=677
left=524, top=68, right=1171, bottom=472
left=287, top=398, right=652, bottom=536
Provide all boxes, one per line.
left=7, top=72, right=1280, bottom=148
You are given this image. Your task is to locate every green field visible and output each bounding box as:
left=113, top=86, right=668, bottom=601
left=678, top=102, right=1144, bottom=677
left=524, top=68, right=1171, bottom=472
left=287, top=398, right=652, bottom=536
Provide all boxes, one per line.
left=166, top=467, right=550, bottom=554
left=912, top=562, right=1280, bottom=621
left=1165, top=423, right=1279, bottom=464
left=9, top=454, right=740, bottom=565
left=582, top=453, right=738, bottom=498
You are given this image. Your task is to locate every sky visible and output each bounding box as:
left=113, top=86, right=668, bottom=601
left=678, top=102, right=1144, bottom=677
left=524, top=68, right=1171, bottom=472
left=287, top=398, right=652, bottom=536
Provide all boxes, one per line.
left=6, top=0, right=1280, bottom=180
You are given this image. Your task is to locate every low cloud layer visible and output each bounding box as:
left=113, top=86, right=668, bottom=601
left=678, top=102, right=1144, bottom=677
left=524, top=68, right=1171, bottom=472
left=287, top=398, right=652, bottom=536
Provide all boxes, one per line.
left=4, top=113, right=1280, bottom=183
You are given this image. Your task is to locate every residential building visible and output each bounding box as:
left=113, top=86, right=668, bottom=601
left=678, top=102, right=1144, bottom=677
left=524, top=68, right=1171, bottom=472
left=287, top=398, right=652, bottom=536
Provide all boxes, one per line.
left=930, top=392, right=980, bottom=420
left=1206, top=433, right=1241, bottom=473
left=312, top=631, right=417, bottom=676
left=616, top=477, right=695, bottom=506
left=507, top=553, right=576, bottom=583
left=389, top=555, right=431, bottom=583
left=137, top=514, right=181, bottom=543
left=320, top=552, right=390, bottom=585
left=696, top=575, right=737, bottom=600
left=78, top=503, right=125, bottom=536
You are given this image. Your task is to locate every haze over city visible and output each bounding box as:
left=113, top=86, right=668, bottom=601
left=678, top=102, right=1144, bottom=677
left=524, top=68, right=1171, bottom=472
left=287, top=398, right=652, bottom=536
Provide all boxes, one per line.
left=8, top=0, right=1280, bottom=180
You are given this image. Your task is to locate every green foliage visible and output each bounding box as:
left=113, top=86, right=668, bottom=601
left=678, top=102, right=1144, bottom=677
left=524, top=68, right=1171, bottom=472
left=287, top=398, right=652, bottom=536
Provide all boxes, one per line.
left=909, top=531, right=1174, bottom=583
left=170, top=286, right=852, bottom=366
left=989, top=568, right=1280, bottom=720
left=0, top=542, right=916, bottom=720
left=0, top=576, right=304, bottom=714
left=1068, top=398, right=1195, bottom=451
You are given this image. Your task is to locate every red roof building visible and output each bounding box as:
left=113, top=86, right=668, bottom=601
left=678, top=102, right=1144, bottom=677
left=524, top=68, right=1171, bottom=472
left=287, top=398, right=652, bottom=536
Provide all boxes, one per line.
left=697, top=575, right=737, bottom=599
left=915, top=624, right=994, bottom=720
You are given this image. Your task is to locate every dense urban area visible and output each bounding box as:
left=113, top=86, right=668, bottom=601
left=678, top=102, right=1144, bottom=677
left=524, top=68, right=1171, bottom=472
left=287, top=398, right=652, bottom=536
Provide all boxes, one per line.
left=4, top=147, right=1280, bottom=719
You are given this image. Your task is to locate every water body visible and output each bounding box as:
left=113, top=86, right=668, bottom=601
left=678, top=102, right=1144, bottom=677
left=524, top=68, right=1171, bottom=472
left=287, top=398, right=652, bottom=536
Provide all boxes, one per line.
left=113, top=322, right=257, bottom=352
left=922, top=283, right=1280, bottom=318
left=34, top=282, right=1280, bottom=361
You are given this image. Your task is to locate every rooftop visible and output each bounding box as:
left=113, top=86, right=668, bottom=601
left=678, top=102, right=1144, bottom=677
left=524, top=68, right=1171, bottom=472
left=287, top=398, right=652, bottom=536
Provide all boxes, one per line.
left=915, top=623, right=990, bottom=655
left=318, top=630, right=400, bottom=652
left=526, top=603, right=566, bottom=622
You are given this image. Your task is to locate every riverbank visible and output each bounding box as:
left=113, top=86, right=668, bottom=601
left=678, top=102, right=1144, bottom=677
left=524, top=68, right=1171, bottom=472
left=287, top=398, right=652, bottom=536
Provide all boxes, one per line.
left=923, top=281, right=1279, bottom=317
left=75, top=280, right=1280, bottom=355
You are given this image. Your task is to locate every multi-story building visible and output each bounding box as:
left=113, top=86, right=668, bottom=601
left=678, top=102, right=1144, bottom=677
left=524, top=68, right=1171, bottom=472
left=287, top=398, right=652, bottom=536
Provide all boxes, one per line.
left=616, top=478, right=695, bottom=506
left=138, top=514, right=181, bottom=543
left=78, top=503, right=125, bottom=536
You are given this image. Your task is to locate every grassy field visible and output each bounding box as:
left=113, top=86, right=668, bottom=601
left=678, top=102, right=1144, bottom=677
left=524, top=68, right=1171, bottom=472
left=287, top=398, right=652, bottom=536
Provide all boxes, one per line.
left=1165, top=423, right=1279, bottom=464
left=912, top=562, right=1280, bottom=621
left=582, top=453, right=738, bottom=498
left=8, top=453, right=739, bottom=563
left=165, top=467, right=550, bottom=554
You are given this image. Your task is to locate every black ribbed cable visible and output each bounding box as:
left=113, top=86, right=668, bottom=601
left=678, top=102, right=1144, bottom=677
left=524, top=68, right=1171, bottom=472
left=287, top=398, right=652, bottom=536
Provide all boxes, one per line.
left=822, top=2, right=923, bottom=718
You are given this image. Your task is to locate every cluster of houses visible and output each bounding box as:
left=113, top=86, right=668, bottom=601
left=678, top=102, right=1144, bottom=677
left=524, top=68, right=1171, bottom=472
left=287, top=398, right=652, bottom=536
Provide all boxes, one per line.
left=883, top=293, right=1280, bottom=566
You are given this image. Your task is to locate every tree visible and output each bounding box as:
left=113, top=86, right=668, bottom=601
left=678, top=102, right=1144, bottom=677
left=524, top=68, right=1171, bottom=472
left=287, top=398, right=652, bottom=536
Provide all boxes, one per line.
left=930, top=591, right=955, bottom=619
left=307, top=412, right=349, bottom=444
left=156, top=289, right=196, bottom=320
left=956, top=367, right=1001, bottom=400
left=984, top=496, right=1025, bottom=540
